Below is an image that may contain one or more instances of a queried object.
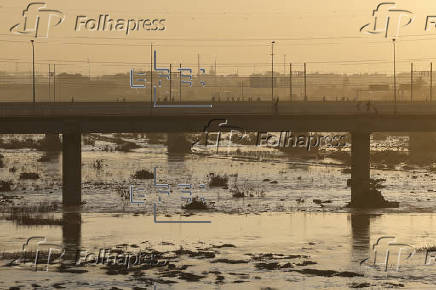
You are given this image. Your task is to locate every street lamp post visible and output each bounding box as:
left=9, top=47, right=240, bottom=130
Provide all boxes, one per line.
left=393, top=38, right=397, bottom=114
left=31, top=39, right=35, bottom=104
left=271, top=41, right=275, bottom=103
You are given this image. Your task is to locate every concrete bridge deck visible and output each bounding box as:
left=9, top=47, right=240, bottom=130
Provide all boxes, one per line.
left=0, top=101, right=436, bottom=133
left=1, top=101, right=436, bottom=117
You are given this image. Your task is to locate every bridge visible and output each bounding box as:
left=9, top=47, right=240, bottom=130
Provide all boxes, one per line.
left=1, top=101, right=436, bottom=208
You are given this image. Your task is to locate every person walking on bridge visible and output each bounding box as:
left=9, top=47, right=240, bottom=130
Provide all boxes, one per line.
left=273, top=97, right=279, bottom=115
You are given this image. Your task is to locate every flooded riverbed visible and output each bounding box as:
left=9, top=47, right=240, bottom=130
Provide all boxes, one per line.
left=1, top=212, right=436, bottom=289
left=0, top=133, right=435, bottom=289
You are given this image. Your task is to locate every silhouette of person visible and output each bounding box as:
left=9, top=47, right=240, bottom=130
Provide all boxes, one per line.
left=356, top=101, right=361, bottom=112
left=274, top=97, right=279, bottom=115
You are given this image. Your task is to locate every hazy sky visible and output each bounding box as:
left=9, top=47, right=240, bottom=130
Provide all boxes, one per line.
left=1, top=0, right=436, bottom=75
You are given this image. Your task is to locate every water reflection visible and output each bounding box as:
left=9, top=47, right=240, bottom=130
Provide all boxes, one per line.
left=62, top=211, right=81, bottom=261
left=350, top=212, right=379, bottom=263
left=166, top=133, right=192, bottom=184
left=167, top=151, right=186, bottom=177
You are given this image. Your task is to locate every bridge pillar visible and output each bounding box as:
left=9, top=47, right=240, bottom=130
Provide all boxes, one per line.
left=351, top=131, right=370, bottom=207
left=62, top=125, right=81, bottom=207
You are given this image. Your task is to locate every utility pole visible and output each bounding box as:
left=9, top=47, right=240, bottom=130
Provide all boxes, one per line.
left=410, top=62, right=413, bottom=103
left=197, top=54, right=200, bottom=76
left=53, top=64, right=56, bottom=102
left=169, top=64, right=172, bottom=102
left=87, top=57, right=91, bottom=80
left=271, top=41, right=275, bottom=103
left=214, top=58, right=217, bottom=96
left=48, top=64, right=51, bottom=102
left=304, top=62, right=307, bottom=101
left=31, top=39, right=35, bottom=104
left=289, top=63, right=292, bottom=102
left=431, top=62, right=433, bottom=102
left=241, top=80, right=244, bottom=99
left=283, top=54, right=286, bottom=74
left=150, top=43, right=153, bottom=105
left=214, top=58, right=217, bottom=86
left=393, top=38, right=397, bottom=114
left=179, top=63, right=182, bottom=103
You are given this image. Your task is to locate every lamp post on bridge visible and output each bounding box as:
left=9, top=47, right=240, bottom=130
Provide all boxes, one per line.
left=31, top=39, right=36, bottom=104
left=271, top=41, right=275, bottom=103
left=393, top=38, right=397, bottom=114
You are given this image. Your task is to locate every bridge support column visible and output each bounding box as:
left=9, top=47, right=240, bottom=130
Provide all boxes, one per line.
left=351, top=131, right=370, bottom=207
left=62, top=125, right=81, bottom=207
